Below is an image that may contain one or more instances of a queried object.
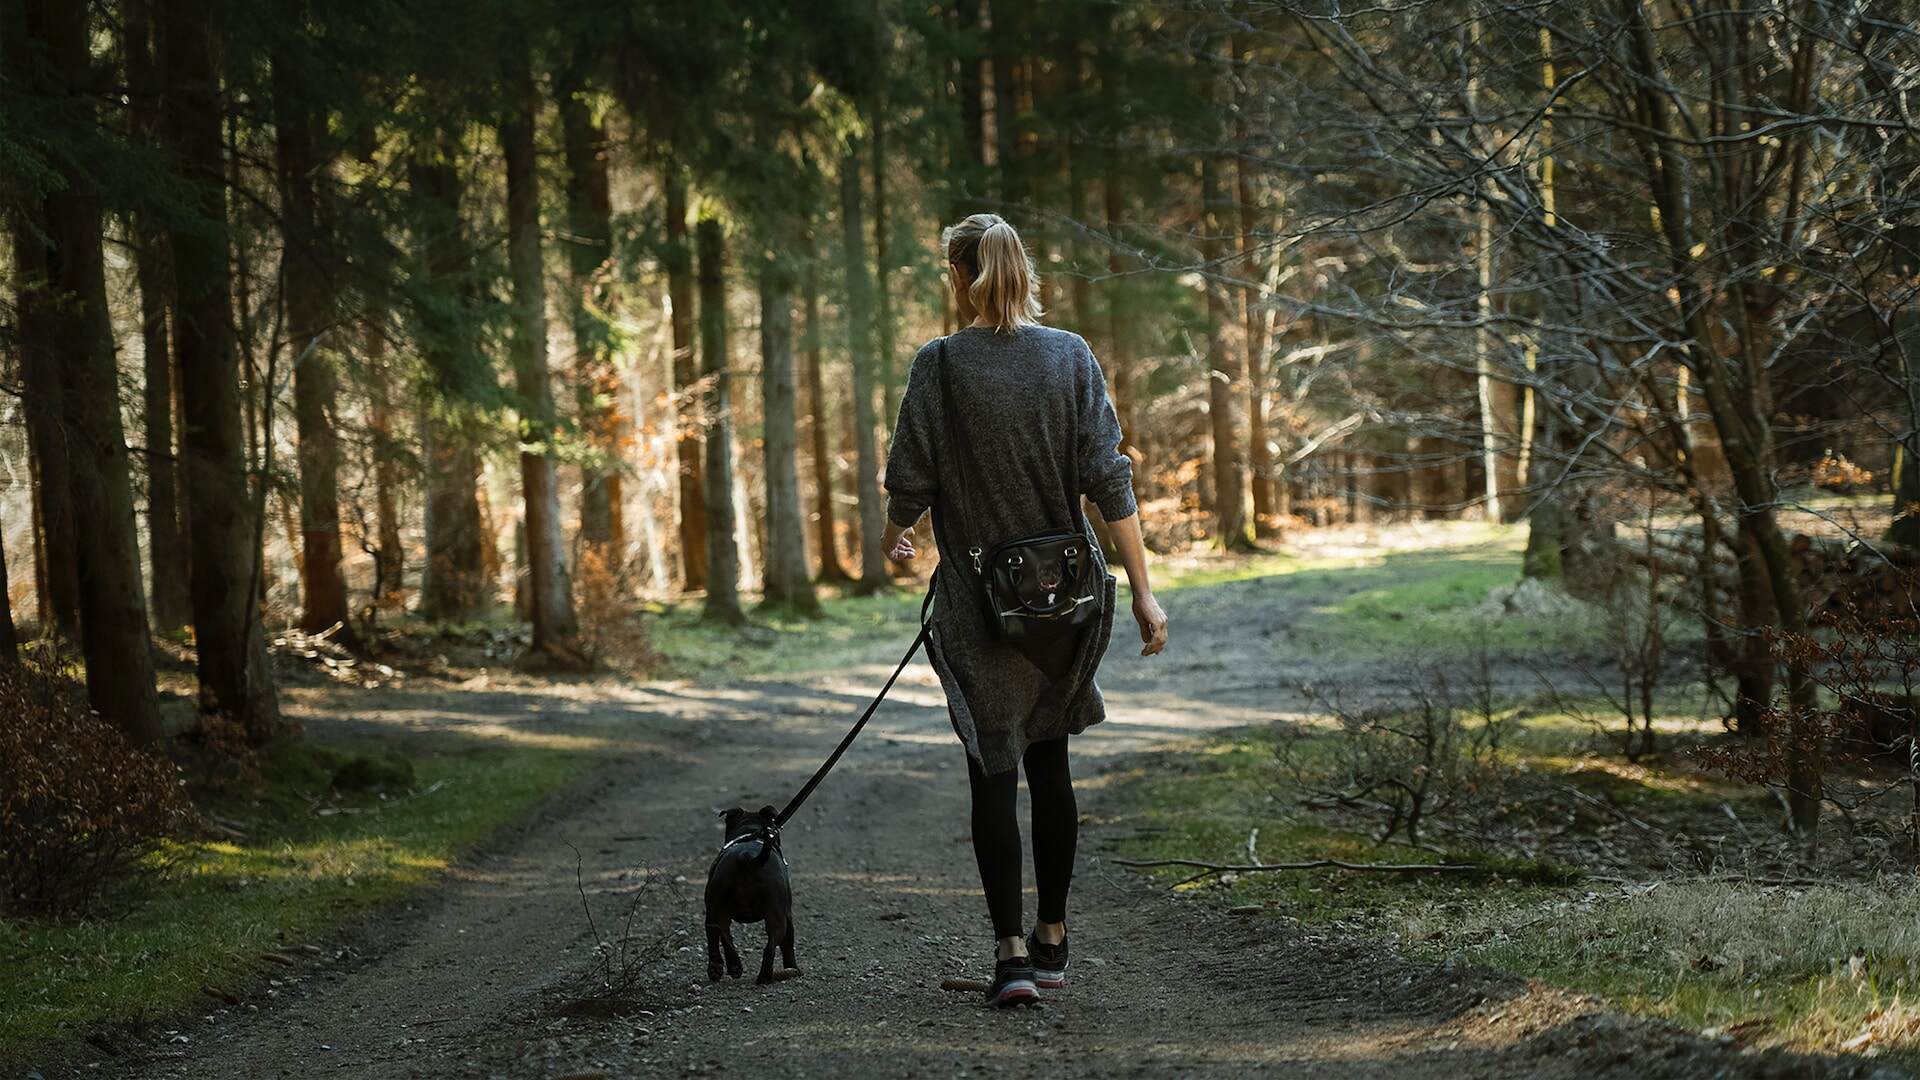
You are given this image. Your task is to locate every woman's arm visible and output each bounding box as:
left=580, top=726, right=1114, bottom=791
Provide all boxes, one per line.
left=882, top=344, right=941, bottom=561
left=1104, top=513, right=1167, bottom=656
left=1073, top=338, right=1166, bottom=655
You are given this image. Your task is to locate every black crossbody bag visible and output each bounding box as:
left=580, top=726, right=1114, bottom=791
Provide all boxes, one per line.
left=934, top=336, right=1106, bottom=643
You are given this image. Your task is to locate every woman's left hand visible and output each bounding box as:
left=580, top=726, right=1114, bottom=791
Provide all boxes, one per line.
left=884, top=524, right=916, bottom=562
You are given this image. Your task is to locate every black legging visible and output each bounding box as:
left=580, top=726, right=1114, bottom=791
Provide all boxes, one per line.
left=968, top=735, right=1077, bottom=941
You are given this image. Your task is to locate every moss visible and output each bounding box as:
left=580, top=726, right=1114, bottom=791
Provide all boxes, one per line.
left=329, top=751, right=416, bottom=794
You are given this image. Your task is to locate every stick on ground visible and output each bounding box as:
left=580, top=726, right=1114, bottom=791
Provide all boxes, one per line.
left=1112, top=857, right=1484, bottom=875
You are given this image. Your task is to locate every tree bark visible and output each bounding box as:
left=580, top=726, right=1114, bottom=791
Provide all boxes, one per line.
left=500, top=43, right=583, bottom=666
left=759, top=252, right=819, bottom=613
left=409, top=150, right=488, bottom=621
left=1894, top=434, right=1920, bottom=548
left=803, top=247, right=852, bottom=583
left=273, top=43, right=358, bottom=650
left=1466, top=13, right=1511, bottom=524
left=1201, top=155, right=1251, bottom=550
left=665, top=169, right=708, bottom=591
left=1522, top=403, right=1568, bottom=580
left=364, top=323, right=405, bottom=621
left=12, top=230, right=81, bottom=643
left=560, top=71, right=623, bottom=561
left=1233, top=37, right=1275, bottom=536
left=159, top=0, right=281, bottom=741
left=989, top=0, right=1023, bottom=209
left=873, top=109, right=900, bottom=439
left=1100, top=72, right=1142, bottom=480
left=840, top=142, right=891, bottom=591
left=952, top=0, right=988, bottom=217
left=0, top=517, right=15, bottom=664
left=697, top=216, right=745, bottom=623
left=6, top=0, right=165, bottom=744
left=124, top=0, right=192, bottom=633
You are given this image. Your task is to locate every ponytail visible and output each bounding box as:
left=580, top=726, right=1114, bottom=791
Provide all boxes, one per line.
left=942, top=213, right=1043, bottom=333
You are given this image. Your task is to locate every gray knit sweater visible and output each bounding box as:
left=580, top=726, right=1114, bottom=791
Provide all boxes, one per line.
left=884, top=324, right=1138, bottom=774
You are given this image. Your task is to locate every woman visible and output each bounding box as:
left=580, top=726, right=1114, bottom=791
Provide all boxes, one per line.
left=882, top=213, right=1169, bottom=1007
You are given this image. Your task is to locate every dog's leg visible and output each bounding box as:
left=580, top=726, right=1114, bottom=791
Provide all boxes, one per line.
left=780, top=915, right=798, bottom=971
left=705, top=918, right=725, bottom=983
left=722, top=923, right=744, bottom=979
left=756, top=912, right=785, bottom=985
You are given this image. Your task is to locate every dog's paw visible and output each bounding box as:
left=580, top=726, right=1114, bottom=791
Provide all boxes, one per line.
left=707, top=964, right=725, bottom=982
left=754, top=972, right=774, bottom=986
left=726, top=962, right=743, bottom=979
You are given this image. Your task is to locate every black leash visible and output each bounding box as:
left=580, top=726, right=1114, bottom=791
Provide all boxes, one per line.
left=773, top=589, right=936, bottom=829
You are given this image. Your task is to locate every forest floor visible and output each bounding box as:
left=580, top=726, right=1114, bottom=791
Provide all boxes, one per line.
left=11, top=521, right=1905, bottom=1078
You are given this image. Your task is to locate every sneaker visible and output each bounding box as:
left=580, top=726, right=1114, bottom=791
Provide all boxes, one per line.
left=983, top=955, right=1039, bottom=1007
left=1027, top=932, right=1069, bottom=989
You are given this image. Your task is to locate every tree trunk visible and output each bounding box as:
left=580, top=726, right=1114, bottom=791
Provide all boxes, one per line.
left=1101, top=106, right=1141, bottom=481
left=159, top=0, right=280, bottom=741
left=697, top=216, right=745, bottom=624
left=560, top=72, right=623, bottom=562
left=6, top=0, right=165, bottom=744
left=1894, top=433, right=1920, bottom=548
left=759, top=252, right=819, bottom=614
left=873, top=110, right=899, bottom=439
left=952, top=0, right=988, bottom=217
left=989, top=0, right=1023, bottom=210
left=365, top=323, right=405, bottom=621
left=1201, top=156, right=1250, bottom=550
left=0, top=519, right=15, bottom=664
left=1467, top=13, right=1510, bottom=524
left=1233, top=38, right=1275, bottom=536
left=273, top=47, right=358, bottom=650
left=1522, top=405, right=1568, bottom=580
left=501, top=44, right=583, bottom=666
left=665, top=169, right=708, bottom=591
left=840, top=142, right=891, bottom=591
left=125, top=0, right=191, bottom=633
left=409, top=150, right=488, bottom=621
left=12, top=228, right=81, bottom=642
left=1729, top=528, right=1775, bottom=737
left=1622, top=0, right=1818, bottom=835
left=803, top=248, right=852, bottom=583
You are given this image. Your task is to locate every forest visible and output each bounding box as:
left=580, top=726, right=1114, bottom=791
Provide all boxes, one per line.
left=4, top=0, right=1920, bottom=1074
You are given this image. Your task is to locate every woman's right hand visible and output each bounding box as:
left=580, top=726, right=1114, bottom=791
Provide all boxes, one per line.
left=1131, top=591, right=1168, bottom=656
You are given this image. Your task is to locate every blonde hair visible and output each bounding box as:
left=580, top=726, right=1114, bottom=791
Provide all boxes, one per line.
left=942, top=213, right=1043, bottom=334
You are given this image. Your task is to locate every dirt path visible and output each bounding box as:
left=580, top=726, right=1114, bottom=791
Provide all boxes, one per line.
left=105, top=548, right=1878, bottom=1079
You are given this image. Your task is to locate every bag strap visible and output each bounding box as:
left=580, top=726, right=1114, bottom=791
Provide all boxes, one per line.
left=934, top=337, right=985, bottom=571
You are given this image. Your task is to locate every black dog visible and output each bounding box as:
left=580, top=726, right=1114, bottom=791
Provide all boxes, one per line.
left=703, top=805, right=797, bottom=985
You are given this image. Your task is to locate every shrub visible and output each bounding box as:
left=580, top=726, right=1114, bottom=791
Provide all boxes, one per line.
left=0, top=660, right=197, bottom=918
left=575, top=547, right=659, bottom=672
left=1279, top=660, right=1515, bottom=848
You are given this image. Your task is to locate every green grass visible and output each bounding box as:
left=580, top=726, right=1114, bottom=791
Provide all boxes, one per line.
left=1311, top=549, right=1585, bottom=655
left=1100, top=719, right=1920, bottom=1060
left=0, top=736, right=595, bottom=1066
left=1099, top=528, right=1920, bottom=1059
left=646, top=587, right=927, bottom=681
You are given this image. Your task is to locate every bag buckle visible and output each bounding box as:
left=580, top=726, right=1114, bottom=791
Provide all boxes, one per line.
left=968, top=546, right=982, bottom=572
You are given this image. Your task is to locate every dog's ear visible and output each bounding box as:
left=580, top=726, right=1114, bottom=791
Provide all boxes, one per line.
left=757, top=804, right=777, bottom=822
left=722, top=807, right=744, bottom=831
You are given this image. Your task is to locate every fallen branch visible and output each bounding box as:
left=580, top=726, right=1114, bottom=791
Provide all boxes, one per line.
left=1111, top=857, right=1484, bottom=875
